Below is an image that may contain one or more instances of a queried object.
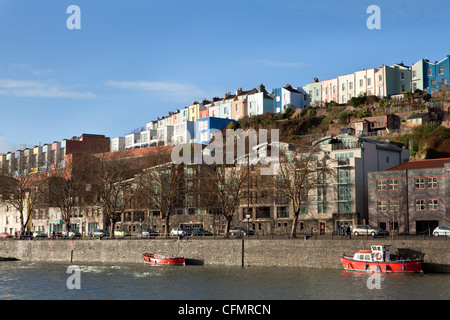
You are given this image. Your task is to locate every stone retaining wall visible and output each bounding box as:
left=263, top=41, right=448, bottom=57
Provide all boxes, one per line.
left=0, top=238, right=448, bottom=272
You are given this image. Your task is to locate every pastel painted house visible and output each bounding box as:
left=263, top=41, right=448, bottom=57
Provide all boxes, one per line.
left=219, top=92, right=236, bottom=119
left=381, top=62, right=411, bottom=97
left=338, top=73, right=355, bottom=104
left=321, top=78, right=339, bottom=105
left=354, top=68, right=376, bottom=97
left=304, top=78, right=322, bottom=107
left=195, top=117, right=235, bottom=145
left=273, top=84, right=305, bottom=113
left=173, top=121, right=195, bottom=144
left=247, top=84, right=274, bottom=116
left=232, top=88, right=257, bottom=120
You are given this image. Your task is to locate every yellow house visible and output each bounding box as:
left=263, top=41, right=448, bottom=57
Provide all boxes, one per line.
left=406, top=112, right=430, bottom=128
left=32, top=146, right=41, bottom=173
left=188, top=101, right=200, bottom=122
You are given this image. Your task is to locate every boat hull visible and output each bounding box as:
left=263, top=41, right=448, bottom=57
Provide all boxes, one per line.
left=143, top=253, right=185, bottom=266
left=340, top=256, right=423, bottom=273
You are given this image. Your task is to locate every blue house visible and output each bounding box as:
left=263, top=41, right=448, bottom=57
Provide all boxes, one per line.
left=428, top=55, right=450, bottom=94
left=195, top=117, right=235, bottom=145
left=413, top=56, right=450, bottom=94
left=272, top=84, right=306, bottom=113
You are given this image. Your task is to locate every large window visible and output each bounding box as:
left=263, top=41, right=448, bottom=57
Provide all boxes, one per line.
left=415, top=178, right=425, bottom=189
left=415, top=199, right=425, bottom=211
left=338, top=169, right=351, bottom=184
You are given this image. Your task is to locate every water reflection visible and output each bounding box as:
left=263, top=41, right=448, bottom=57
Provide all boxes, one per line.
left=0, top=261, right=447, bottom=300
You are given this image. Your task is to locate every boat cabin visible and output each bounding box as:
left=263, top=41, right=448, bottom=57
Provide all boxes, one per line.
left=352, top=245, right=391, bottom=262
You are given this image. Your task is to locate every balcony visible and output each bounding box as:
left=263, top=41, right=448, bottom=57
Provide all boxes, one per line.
left=331, top=141, right=362, bottom=151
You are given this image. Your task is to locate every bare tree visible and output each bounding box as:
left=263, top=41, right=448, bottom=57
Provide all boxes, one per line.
left=136, top=161, right=186, bottom=236
left=275, top=144, right=333, bottom=238
left=0, top=157, right=46, bottom=236
left=88, top=153, right=141, bottom=237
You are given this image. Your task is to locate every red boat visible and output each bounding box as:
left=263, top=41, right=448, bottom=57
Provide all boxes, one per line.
left=340, top=245, right=423, bottom=273
left=143, top=253, right=185, bottom=266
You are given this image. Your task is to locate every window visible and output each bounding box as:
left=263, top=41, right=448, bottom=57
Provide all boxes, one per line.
left=349, top=82, right=353, bottom=90
left=377, top=201, right=387, bottom=212
left=444, top=79, right=448, bottom=85
left=389, top=179, right=398, bottom=190
left=401, top=85, right=405, bottom=92
left=415, top=178, right=425, bottom=189
left=277, top=207, right=289, bottom=219
left=412, top=70, right=417, bottom=78
left=377, top=180, right=387, bottom=191
left=359, top=79, right=364, bottom=87
left=338, top=169, right=351, bottom=184
left=400, top=72, right=405, bottom=80
left=428, top=199, right=438, bottom=211
left=428, top=67, right=433, bottom=76
left=317, top=202, right=327, bottom=214
left=368, top=78, right=372, bottom=86
left=338, top=186, right=351, bottom=201
left=338, top=203, right=351, bottom=213
left=415, top=199, right=425, bottom=211
left=439, top=66, right=444, bottom=75
left=428, top=177, right=437, bottom=189
left=412, top=82, right=417, bottom=91
left=390, top=200, right=399, bottom=212
left=431, top=80, right=437, bottom=86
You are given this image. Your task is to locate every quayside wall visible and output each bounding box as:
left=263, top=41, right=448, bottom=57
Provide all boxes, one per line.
left=0, top=238, right=449, bottom=273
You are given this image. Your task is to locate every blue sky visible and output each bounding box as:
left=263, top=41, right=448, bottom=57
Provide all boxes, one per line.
left=1, top=0, right=450, bottom=153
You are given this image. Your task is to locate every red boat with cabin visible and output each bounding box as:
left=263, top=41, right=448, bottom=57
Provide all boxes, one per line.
left=340, top=245, right=423, bottom=273
left=143, top=253, right=185, bottom=266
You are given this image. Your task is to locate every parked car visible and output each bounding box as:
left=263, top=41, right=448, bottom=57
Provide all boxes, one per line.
left=63, top=230, right=81, bottom=238
left=138, top=229, right=159, bottom=238
left=433, top=226, right=450, bottom=237
left=49, top=231, right=63, bottom=238
left=170, top=228, right=187, bottom=237
left=190, top=228, right=213, bottom=236
left=92, top=229, right=110, bottom=238
left=352, top=225, right=387, bottom=236
left=32, top=231, right=47, bottom=238
left=0, top=232, right=13, bottom=239
left=230, top=227, right=254, bottom=237
left=114, top=229, right=131, bottom=237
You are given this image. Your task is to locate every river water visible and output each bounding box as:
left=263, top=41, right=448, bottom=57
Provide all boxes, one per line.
left=0, top=261, right=448, bottom=300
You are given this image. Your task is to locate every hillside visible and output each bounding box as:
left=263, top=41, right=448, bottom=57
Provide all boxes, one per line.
left=232, top=91, right=450, bottom=160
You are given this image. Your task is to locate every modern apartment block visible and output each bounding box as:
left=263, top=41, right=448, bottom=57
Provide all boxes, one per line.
left=0, top=134, right=109, bottom=175
left=368, top=158, right=450, bottom=234
left=195, top=117, right=235, bottom=145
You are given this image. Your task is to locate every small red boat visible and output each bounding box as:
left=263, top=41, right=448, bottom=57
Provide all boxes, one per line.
left=340, top=245, right=423, bottom=273
left=143, top=253, right=185, bottom=266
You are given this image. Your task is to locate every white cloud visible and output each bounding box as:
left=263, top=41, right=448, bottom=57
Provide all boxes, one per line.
left=0, top=79, right=96, bottom=99
left=105, top=80, right=219, bottom=103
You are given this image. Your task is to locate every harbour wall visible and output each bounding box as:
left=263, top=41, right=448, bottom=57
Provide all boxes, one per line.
left=0, top=238, right=449, bottom=273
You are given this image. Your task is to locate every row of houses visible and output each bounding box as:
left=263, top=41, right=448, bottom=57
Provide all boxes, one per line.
left=111, top=55, right=450, bottom=151
left=1, top=131, right=448, bottom=237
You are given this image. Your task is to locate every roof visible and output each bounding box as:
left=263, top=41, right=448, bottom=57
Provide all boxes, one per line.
left=407, top=112, right=429, bottom=120
left=385, top=158, right=450, bottom=171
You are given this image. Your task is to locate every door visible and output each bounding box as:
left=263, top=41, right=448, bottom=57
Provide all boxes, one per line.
left=319, top=222, right=326, bottom=235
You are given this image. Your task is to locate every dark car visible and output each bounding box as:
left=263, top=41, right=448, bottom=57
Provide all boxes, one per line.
left=190, top=228, right=213, bottom=236
left=138, top=229, right=159, bottom=238
left=230, top=227, right=254, bottom=237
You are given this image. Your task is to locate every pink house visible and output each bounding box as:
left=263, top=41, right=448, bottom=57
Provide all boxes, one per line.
left=321, top=77, right=339, bottom=105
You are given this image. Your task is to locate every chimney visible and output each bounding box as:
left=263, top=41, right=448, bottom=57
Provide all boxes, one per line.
left=236, top=87, right=243, bottom=95
left=224, top=92, right=230, bottom=99
left=258, top=84, right=265, bottom=92
left=285, top=84, right=292, bottom=88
